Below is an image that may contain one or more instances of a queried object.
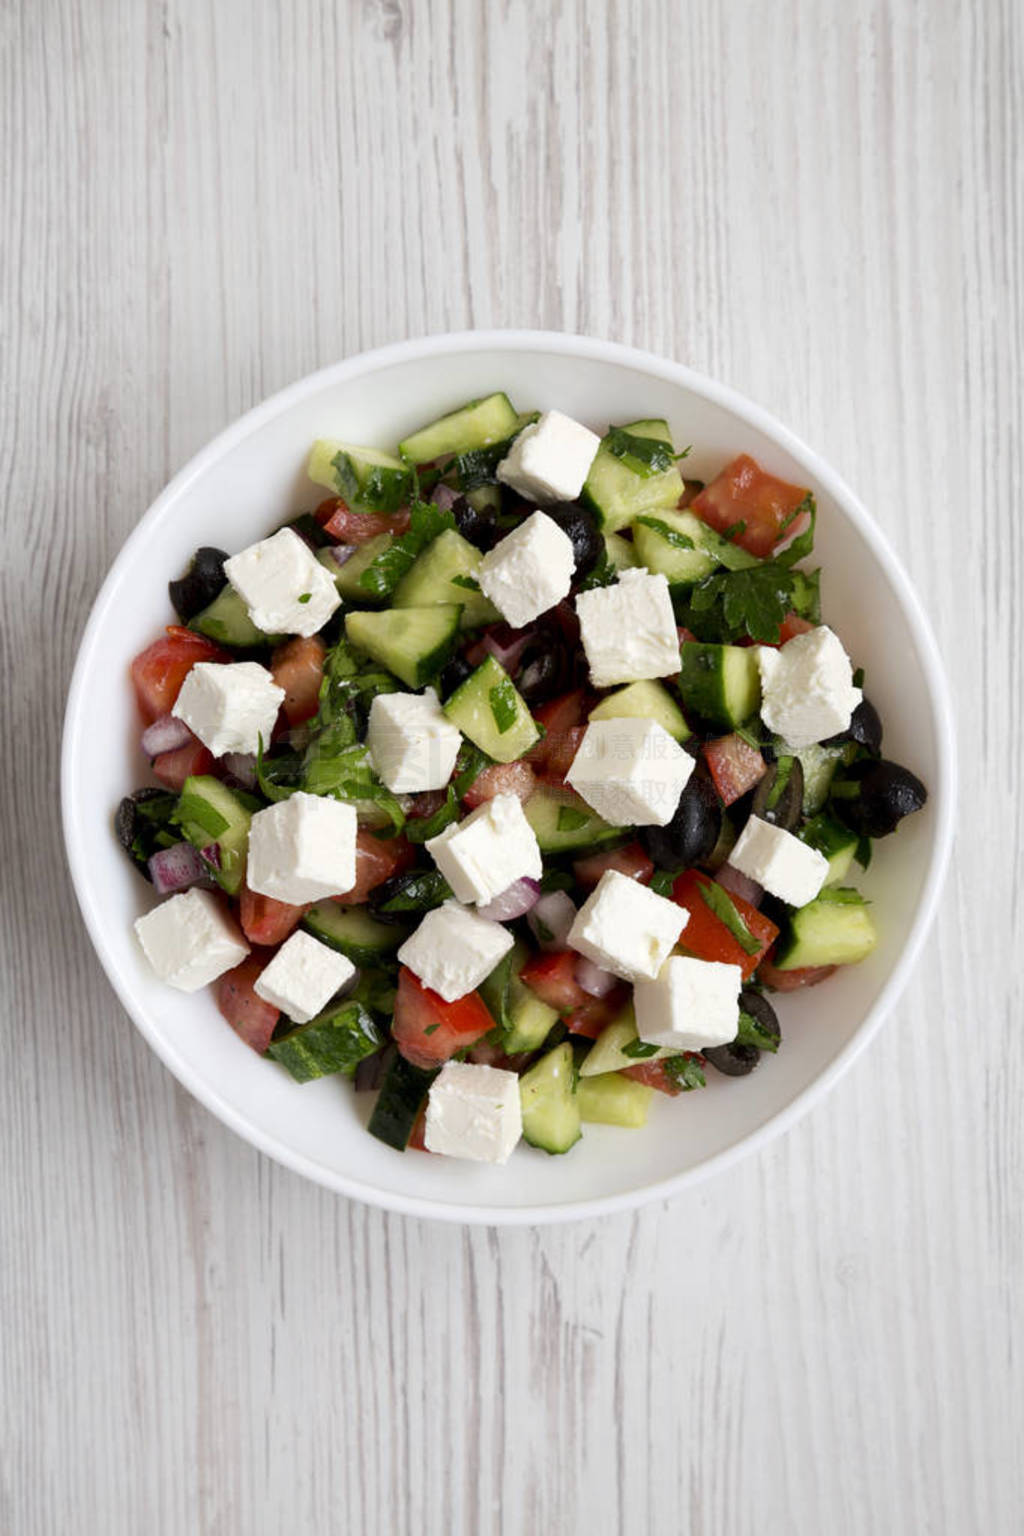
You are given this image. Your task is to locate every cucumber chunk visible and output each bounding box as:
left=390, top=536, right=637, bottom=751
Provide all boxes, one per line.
left=787, top=739, right=853, bottom=815
left=190, top=586, right=272, bottom=648
left=678, top=642, right=761, bottom=728
left=368, top=1055, right=439, bottom=1150
left=442, top=653, right=539, bottom=762
left=172, top=775, right=254, bottom=896
left=344, top=604, right=461, bottom=688
left=577, top=1073, right=653, bottom=1128
left=267, top=998, right=383, bottom=1082
left=798, top=813, right=860, bottom=886
left=582, top=418, right=684, bottom=533
left=303, top=902, right=407, bottom=965
left=603, top=531, right=639, bottom=573
left=773, top=889, right=878, bottom=969
left=399, top=393, right=521, bottom=464
left=393, top=527, right=500, bottom=630
left=477, top=942, right=560, bottom=1053
left=519, top=1042, right=582, bottom=1154
left=632, top=508, right=718, bottom=587
left=522, top=785, right=621, bottom=853
left=317, top=535, right=394, bottom=605
left=579, top=1009, right=672, bottom=1077
left=308, top=440, right=414, bottom=513
left=588, top=679, right=691, bottom=742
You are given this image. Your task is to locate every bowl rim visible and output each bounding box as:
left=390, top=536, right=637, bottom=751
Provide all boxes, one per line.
left=61, top=328, right=957, bottom=1225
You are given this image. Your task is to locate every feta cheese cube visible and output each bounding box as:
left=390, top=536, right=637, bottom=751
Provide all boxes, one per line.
left=172, top=660, right=284, bottom=757
left=634, top=955, right=742, bottom=1051
left=496, top=410, right=601, bottom=503
left=224, top=527, right=340, bottom=638
left=253, top=930, right=355, bottom=1023
left=426, top=793, right=542, bottom=906
left=425, top=1061, right=523, bottom=1164
left=567, top=869, right=687, bottom=981
left=397, top=902, right=515, bottom=1002
left=246, top=792, right=358, bottom=903
left=575, top=568, right=680, bottom=687
left=565, top=717, right=695, bottom=827
left=366, top=687, right=463, bottom=793
left=134, top=887, right=249, bottom=993
left=477, top=510, right=576, bottom=628
left=756, top=625, right=862, bottom=748
left=728, top=815, right=829, bottom=907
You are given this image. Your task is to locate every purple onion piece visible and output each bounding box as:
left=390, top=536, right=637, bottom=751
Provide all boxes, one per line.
left=527, top=891, right=578, bottom=950
left=476, top=876, right=542, bottom=923
left=430, top=482, right=460, bottom=511
left=148, top=842, right=211, bottom=895
left=140, top=714, right=193, bottom=760
left=200, top=842, right=221, bottom=870
left=715, top=864, right=763, bottom=908
left=480, top=627, right=531, bottom=674
left=220, top=752, right=258, bottom=791
left=574, top=956, right=618, bottom=998
left=323, top=543, right=358, bottom=568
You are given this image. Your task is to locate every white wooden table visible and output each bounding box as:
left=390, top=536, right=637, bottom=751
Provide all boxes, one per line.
left=3, top=2, right=1019, bottom=1531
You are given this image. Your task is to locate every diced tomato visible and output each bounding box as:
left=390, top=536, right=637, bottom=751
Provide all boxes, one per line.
left=271, top=635, right=325, bottom=726
left=564, top=985, right=631, bottom=1039
left=676, top=625, right=698, bottom=645
left=151, top=736, right=214, bottom=790
left=239, top=884, right=307, bottom=946
left=527, top=689, right=590, bottom=782
left=217, top=953, right=279, bottom=1054
left=321, top=499, right=411, bottom=543
left=671, top=869, right=778, bottom=979
left=391, top=966, right=496, bottom=1068
left=130, top=627, right=227, bottom=723
left=620, top=1055, right=704, bottom=1096
left=462, top=759, right=537, bottom=808
left=703, top=733, right=767, bottom=806
left=573, top=841, right=654, bottom=890
left=777, top=613, right=816, bottom=645
left=691, top=454, right=810, bottom=559
left=407, top=1103, right=430, bottom=1152
left=332, top=831, right=415, bottom=905
left=520, top=949, right=589, bottom=1014
left=757, top=956, right=838, bottom=992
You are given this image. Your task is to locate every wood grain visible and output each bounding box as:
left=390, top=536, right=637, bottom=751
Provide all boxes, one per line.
left=1, top=1, right=1020, bottom=1531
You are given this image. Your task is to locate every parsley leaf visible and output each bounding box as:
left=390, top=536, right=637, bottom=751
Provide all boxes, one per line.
left=604, top=426, right=686, bottom=478
left=621, top=1038, right=660, bottom=1059
left=634, top=515, right=696, bottom=551
left=404, top=786, right=460, bottom=844
left=720, top=520, right=747, bottom=542
left=854, top=834, right=872, bottom=870
left=255, top=736, right=306, bottom=803
left=301, top=733, right=406, bottom=831
left=774, top=494, right=816, bottom=568
left=663, top=1055, right=707, bottom=1091
left=648, top=867, right=682, bottom=897
left=698, top=881, right=761, bottom=954
left=735, top=1009, right=780, bottom=1053
left=330, top=450, right=413, bottom=514
left=576, top=544, right=617, bottom=590
left=556, top=805, right=590, bottom=832
left=452, top=740, right=493, bottom=797
left=450, top=573, right=480, bottom=592
left=357, top=500, right=456, bottom=599
left=688, top=562, right=797, bottom=644
left=489, top=678, right=519, bottom=733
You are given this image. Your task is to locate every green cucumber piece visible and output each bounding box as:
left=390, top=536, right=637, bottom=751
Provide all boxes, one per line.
left=190, top=586, right=272, bottom=648
left=367, top=1055, right=439, bottom=1150
left=773, top=889, right=878, bottom=970
left=788, top=740, right=853, bottom=815
left=307, top=440, right=415, bottom=513
left=577, top=1073, right=653, bottom=1128
left=465, top=484, right=502, bottom=514
left=603, top=531, right=639, bottom=572
left=477, top=942, right=557, bottom=1052
left=588, top=679, right=691, bottom=742
left=442, top=653, right=539, bottom=762
left=632, top=508, right=718, bottom=586
left=344, top=604, right=461, bottom=688
left=579, top=1009, right=672, bottom=1077
left=267, top=997, right=383, bottom=1082
left=677, top=642, right=761, bottom=728
left=522, top=785, right=621, bottom=853
left=303, top=902, right=407, bottom=965
left=393, top=527, right=500, bottom=630
left=172, top=775, right=254, bottom=896
left=519, top=1042, right=582, bottom=1154
left=582, top=418, right=684, bottom=533
left=399, top=393, right=521, bottom=464
left=317, top=535, right=394, bottom=605
left=798, top=813, right=860, bottom=886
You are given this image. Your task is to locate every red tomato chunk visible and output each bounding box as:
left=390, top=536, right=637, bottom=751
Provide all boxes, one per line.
left=703, top=733, right=767, bottom=806
left=130, top=627, right=227, bottom=723
left=271, top=635, right=325, bottom=726
left=691, top=454, right=810, bottom=559
left=332, top=832, right=414, bottom=905
left=391, top=967, right=496, bottom=1069
left=217, top=954, right=279, bottom=1054
left=239, top=885, right=307, bottom=947
left=671, top=869, right=778, bottom=980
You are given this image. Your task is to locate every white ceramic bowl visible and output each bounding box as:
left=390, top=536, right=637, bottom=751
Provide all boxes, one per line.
left=62, top=332, right=956, bottom=1225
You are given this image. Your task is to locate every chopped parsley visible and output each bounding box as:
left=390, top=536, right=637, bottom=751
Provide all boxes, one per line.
left=297, top=592, right=312, bottom=604
left=634, top=515, right=695, bottom=551
left=698, top=881, right=761, bottom=954
left=735, top=1009, right=780, bottom=1053
left=604, top=426, right=688, bottom=478
left=357, top=500, right=456, bottom=599
left=450, top=573, right=481, bottom=592
left=489, top=678, right=519, bottom=733
left=663, top=1055, right=707, bottom=1091
left=621, top=1038, right=660, bottom=1059
left=556, top=805, right=590, bottom=832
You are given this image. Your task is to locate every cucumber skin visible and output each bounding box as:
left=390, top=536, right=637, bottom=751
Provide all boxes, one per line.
left=267, top=1001, right=383, bottom=1083
left=302, top=902, right=406, bottom=966
left=190, top=586, right=271, bottom=648
left=393, top=527, right=500, bottom=630
left=344, top=605, right=461, bottom=689
left=773, top=894, right=878, bottom=970
left=398, top=393, right=521, bottom=463
left=173, top=774, right=253, bottom=896
left=677, top=642, right=761, bottom=728
left=367, top=1057, right=439, bottom=1150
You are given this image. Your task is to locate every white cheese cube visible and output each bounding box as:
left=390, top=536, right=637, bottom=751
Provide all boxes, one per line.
left=477, top=510, right=576, bottom=628
left=246, top=792, right=358, bottom=903
left=366, top=687, right=463, bottom=793
left=134, top=887, right=249, bottom=993
left=252, top=930, right=355, bottom=1023
left=426, top=793, right=542, bottom=906
left=172, top=661, right=284, bottom=757
left=728, top=815, right=829, bottom=907
left=425, top=1061, right=523, bottom=1164
left=634, top=955, right=742, bottom=1051
left=565, top=717, right=695, bottom=827
left=224, top=527, right=341, bottom=638
left=397, top=902, right=515, bottom=1001
left=575, top=569, right=680, bottom=687
left=496, top=410, right=601, bottom=504
left=567, top=868, right=687, bottom=982
left=756, top=625, right=862, bottom=748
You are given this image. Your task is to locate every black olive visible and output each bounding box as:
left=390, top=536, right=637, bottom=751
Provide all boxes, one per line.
left=516, top=648, right=561, bottom=703
left=823, top=697, right=883, bottom=754
left=543, top=502, right=603, bottom=579
left=438, top=654, right=476, bottom=700
left=640, top=771, right=722, bottom=870
left=453, top=496, right=500, bottom=551
left=750, top=756, right=805, bottom=831
left=115, top=787, right=178, bottom=877
left=833, top=758, right=927, bottom=838
left=704, top=1042, right=761, bottom=1076
left=738, top=987, right=781, bottom=1049
left=515, top=616, right=588, bottom=703
left=168, top=546, right=229, bottom=622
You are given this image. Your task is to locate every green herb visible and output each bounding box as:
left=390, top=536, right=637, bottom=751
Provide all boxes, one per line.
left=121, top=791, right=179, bottom=869
left=404, top=786, right=460, bottom=843
left=855, top=834, right=872, bottom=870
left=452, top=740, right=493, bottom=798
left=556, top=805, right=590, bottom=832
left=424, top=1023, right=441, bottom=1036
left=302, top=735, right=405, bottom=831
left=489, top=678, right=519, bottom=734
left=634, top=515, right=696, bottom=551
left=698, top=881, right=761, bottom=954
left=622, top=1038, right=660, bottom=1059
left=766, top=757, right=794, bottom=810
left=539, top=867, right=576, bottom=894
left=773, top=494, right=816, bottom=567
left=357, top=500, right=456, bottom=599
left=663, top=1055, right=707, bottom=1091
left=576, top=545, right=617, bottom=590
left=255, top=737, right=305, bottom=803
left=679, top=497, right=818, bottom=643
left=788, top=567, right=822, bottom=623
left=314, top=637, right=401, bottom=734
left=453, top=436, right=516, bottom=491
left=734, top=719, right=768, bottom=751
left=297, top=592, right=312, bottom=604
left=649, top=867, right=682, bottom=897
left=816, top=886, right=869, bottom=905
left=735, top=1009, right=779, bottom=1053
left=330, top=450, right=413, bottom=514
left=852, top=666, right=865, bottom=689
left=604, top=426, right=686, bottom=477
left=720, top=520, right=747, bottom=542
left=373, top=869, right=452, bottom=915
left=450, top=573, right=481, bottom=592
left=172, top=794, right=229, bottom=840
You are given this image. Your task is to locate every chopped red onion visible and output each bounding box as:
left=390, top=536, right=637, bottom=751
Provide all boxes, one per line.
left=715, top=863, right=763, bottom=907
left=466, top=623, right=533, bottom=674
left=528, top=891, right=577, bottom=950
left=148, top=842, right=211, bottom=895
left=476, top=876, right=541, bottom=923
left=220, top=752, right=257, bottom=791
left=430, top=482, right=460, bottom=511
left=574, top=956, right=618, bottom=998
left=141, top=714, right=193, bottom=759
left=323, top=543, right=358, bottom=568
left=200, top=843, right=221, bottom=869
